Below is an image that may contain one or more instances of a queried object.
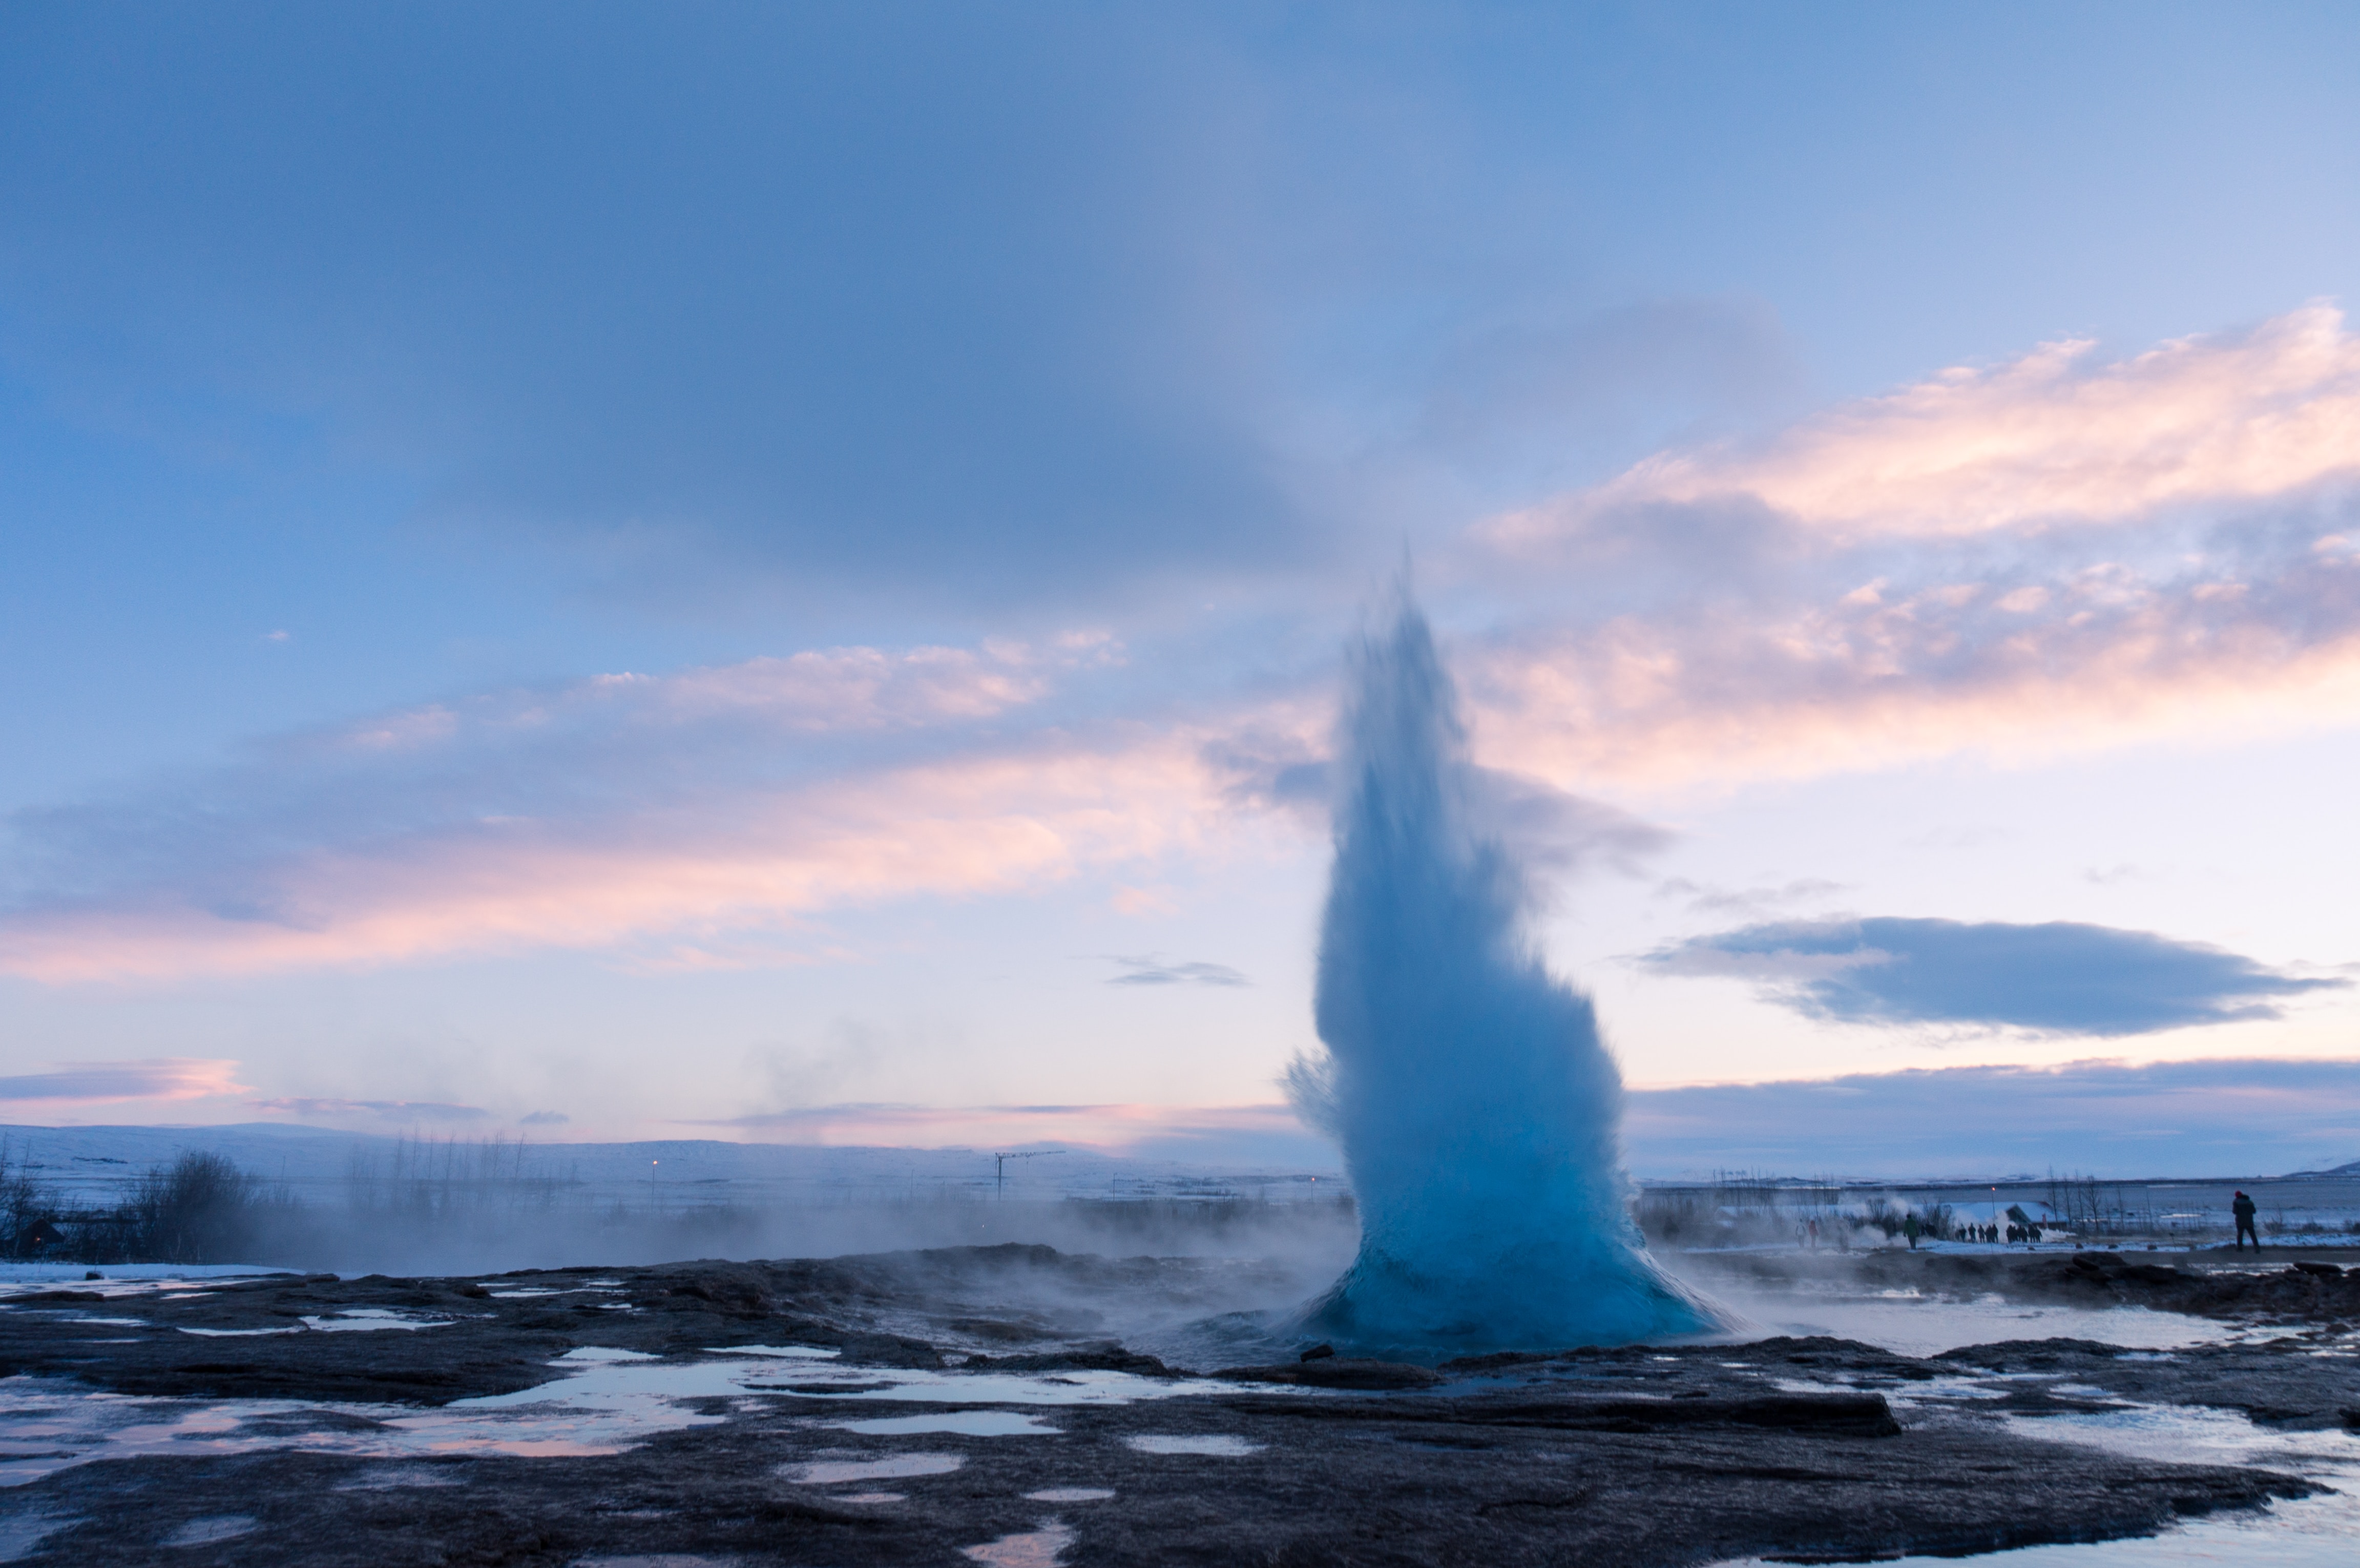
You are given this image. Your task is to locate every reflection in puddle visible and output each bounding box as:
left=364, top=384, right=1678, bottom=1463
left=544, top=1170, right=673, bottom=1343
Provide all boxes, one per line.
left=784, top=1453, right=962, bottom=1485
left=1025, top=1488, right=1114, bottom=1502
left=835, top=1412, right=1058, bottom=1437
left=2000, top=1402, right=2355, bottom=1472
left=1716, top=1403, right=2360, bottom=1567
left=27, top=1318, right=145, bottom=1328
left=960, top=1519, right=1074, bottom=1567
left=334, top=1464, right=465, bottom=1490
left=1709, top=1288, right=2223, bottom=1358
left=1123, top=1435, right=1261, bottom=1456
left=299, top=1310, right=453, bottom=1333
left=0, top=1345, right=1255, bottom=1485
left=160, top=1515, right=256, bottom=1546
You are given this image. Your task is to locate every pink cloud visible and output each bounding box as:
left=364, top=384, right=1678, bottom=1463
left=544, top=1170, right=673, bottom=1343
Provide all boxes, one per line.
left=1467, top=542, right=2360, bottom=787
left=246, top=1097, right=493, bottom=1124
left=0, top=1057, right=248, bottom=1105
left=1450, top=305, right=2360, bottom=788
left=14, top=308, right=2360, bottom=987
left=1494, top=303, right=2360, bottom=548
left=0, top=731, right=1228, bottom=982
left=297, top=633, right=1106, bottom=766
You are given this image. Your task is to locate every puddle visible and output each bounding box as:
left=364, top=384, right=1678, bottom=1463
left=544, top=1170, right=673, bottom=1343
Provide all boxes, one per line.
left=960, top=1519, right=1073, bottom=1567
left=1714, top=1483, right=2360, bottom=1565
left=334, top=1464, right=465, bottom=1490
left=25, top=1317, right=145, bottom=1328
left=178, top=1327, right=303, bottom=1338
left=836, top=1412, right=1059, bottom=1437
left=1714, top=1291, right=2224, bottom=1358
left=160, top=1515, right=256, bottom=1546
left=1715, top=1402, right=2360, bottom=1566
left=0, top=1267, right=286, bottom=1298
left=0, top=1341, right=1263, bottom=1485
left=1122, top=1435, right=1262, bottom=1456
left=733, top=1364, right=1241, bottom=1407
left=1999, top=1403, right=2356, bottom=1471
left=1025, top=1488, right=1114, bottom=1502
left=783, top=1453, right=962, bottom=1485
left=833, top=1491, right=903, bottom=1503
left=299, top=1309, right=453, bottom=1333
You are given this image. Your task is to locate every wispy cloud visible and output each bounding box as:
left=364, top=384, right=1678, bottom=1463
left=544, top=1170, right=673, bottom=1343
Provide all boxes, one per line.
left=1465, top=305, right=2360, bottom=788
left=0, top=637, right=1206, bottom=982
left=0, top=1058, right=247, bottom=1105
left=248, top=1097, right=493, bottom=1124
left=1104, top=955, right=1250, bottom=987
left=10, top=310, right=2360, bottom=983
left=1495, top=303, right=2360, bottom=547
left=1644, top=917, right=2344, bottom=1036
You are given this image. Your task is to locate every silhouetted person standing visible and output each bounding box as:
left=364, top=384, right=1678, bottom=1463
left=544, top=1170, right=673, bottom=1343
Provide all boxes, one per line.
left=2232, top=1190, right=2260, bottom=1252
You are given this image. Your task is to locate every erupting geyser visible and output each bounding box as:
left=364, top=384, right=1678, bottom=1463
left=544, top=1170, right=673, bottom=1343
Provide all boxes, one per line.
left=1287, top=592, right=1724, bottom=1354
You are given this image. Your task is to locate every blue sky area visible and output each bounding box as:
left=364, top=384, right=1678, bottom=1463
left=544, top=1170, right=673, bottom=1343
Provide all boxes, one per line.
left=6, top=4, right=2360, bottom=1173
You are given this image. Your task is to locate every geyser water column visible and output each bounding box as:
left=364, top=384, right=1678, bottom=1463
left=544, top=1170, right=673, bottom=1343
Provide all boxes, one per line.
left=1287, top=593, right=1723, bottom=1354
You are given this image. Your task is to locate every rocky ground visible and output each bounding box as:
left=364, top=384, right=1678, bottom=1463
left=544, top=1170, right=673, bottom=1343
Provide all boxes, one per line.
left=0, top=1244, right=2353, bottom=1565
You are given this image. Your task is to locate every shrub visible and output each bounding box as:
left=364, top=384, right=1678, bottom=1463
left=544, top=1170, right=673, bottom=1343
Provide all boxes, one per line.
left=127, top=1152, right=261, bottom=1263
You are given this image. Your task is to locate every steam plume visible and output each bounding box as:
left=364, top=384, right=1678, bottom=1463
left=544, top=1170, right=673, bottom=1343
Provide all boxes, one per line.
left=1289, top=590, right=1722, bottom=1353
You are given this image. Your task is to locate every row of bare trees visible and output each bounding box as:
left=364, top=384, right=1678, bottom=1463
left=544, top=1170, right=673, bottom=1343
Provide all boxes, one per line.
left=1, top=1142, right=287, bottom=1264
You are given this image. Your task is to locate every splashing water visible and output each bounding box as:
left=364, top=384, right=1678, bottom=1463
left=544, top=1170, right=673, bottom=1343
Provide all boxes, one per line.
left=1286, top=592, right=1724, bottom=1355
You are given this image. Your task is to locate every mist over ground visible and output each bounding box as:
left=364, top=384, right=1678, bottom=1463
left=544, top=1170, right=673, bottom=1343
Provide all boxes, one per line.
left=0, top=1123, right=1356, bottom=1281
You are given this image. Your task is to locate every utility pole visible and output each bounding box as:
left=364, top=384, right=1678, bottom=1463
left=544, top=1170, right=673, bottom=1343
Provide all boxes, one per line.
left=992, top=1149, right=1064, bottom=1199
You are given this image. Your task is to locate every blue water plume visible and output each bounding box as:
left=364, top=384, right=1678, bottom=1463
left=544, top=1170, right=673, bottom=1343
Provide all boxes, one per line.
left=1285, top=592, right=1724, bottom=1355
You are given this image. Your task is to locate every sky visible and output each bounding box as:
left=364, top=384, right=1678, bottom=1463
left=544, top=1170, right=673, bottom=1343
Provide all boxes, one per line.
left=7, top=2, right=2360, bottom=1176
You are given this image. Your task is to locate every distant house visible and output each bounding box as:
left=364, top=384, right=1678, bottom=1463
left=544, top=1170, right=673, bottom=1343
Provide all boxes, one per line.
left=16, top=1217, right=66, bottom=1254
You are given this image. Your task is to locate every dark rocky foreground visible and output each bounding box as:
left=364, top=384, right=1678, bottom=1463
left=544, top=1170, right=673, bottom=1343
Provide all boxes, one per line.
left=0, top=1245, right=2353, bottom=1566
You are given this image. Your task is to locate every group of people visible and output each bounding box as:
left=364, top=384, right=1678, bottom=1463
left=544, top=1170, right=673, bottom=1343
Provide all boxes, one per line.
left=1777, top=1193, right=2267, bottom=1252
left=1792, top=1215, right=2050, bottom=1249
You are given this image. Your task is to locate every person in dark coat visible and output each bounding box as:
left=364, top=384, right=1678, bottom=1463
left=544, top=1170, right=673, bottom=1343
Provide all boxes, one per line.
left=2232, top=1190, right=2260, bottom=1251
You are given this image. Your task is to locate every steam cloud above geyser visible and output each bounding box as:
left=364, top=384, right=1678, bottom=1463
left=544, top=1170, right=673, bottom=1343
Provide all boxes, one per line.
left=1287, top=592, right=1723, bottom=1353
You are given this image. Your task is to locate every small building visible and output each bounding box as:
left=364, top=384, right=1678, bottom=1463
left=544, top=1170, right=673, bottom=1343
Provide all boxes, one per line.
left=17, top=1217, right=67, bottom=1254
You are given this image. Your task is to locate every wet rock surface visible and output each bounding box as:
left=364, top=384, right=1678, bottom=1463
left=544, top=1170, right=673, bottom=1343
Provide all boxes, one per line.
left=1, top=1244, right=2354, bottom=1565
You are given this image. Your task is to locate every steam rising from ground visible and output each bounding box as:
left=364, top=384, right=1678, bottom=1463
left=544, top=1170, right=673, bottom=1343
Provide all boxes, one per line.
left=1288, top=591, right=1722, bottom=1354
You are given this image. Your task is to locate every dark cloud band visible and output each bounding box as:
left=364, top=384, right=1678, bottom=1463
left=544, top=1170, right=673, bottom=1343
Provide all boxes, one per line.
left=1645, top=916, right=2342, bottom=1035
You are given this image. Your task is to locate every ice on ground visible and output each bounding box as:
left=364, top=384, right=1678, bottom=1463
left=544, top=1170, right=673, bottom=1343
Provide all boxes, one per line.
left=1122, top=1435, right=1261, bottom=1456
left=783, top=1453, right=962, bottom=1485
left=835, top=1412, right=1059, bottom=1437
left=299, top=1309, right=452, bottom=1332
left=159, top=1515, right=256, bottom=1546
left=0, top=1346, right=1268, bottom=1484
left=959, top=1520, right=1074, bottom=1567
left=1712, top=1290, right=2224, bottom=1357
